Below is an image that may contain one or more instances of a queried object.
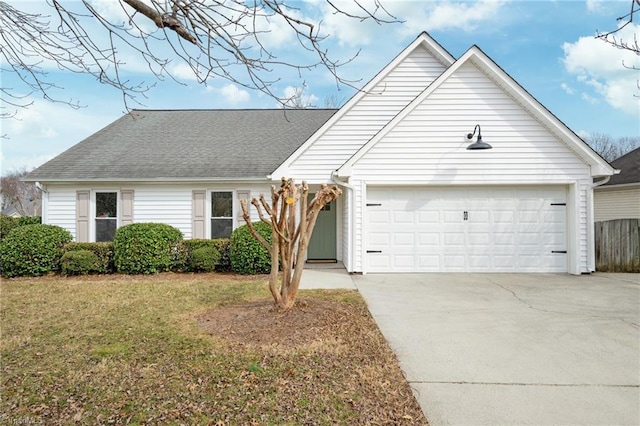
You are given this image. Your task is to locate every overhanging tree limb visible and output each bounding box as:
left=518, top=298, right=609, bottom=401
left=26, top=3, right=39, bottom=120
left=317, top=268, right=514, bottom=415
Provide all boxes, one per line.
left=0, top=0, right=400, bottom=116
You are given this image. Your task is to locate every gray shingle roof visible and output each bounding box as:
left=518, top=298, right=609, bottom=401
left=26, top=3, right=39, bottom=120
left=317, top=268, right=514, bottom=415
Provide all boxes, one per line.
left=26, top=109, right=337, bottom=181
left=604, top=147, right=640, bottom=186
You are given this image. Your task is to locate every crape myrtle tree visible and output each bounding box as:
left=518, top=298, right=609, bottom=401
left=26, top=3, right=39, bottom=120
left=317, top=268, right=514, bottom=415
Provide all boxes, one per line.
left=1, top=0, right=397, bottom=116
left=241, top=178, right=341, bottom=310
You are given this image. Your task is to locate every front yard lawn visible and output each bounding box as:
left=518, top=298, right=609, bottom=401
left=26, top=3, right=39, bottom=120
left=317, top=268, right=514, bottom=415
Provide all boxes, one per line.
left=1, top=273, right=426, bottom=425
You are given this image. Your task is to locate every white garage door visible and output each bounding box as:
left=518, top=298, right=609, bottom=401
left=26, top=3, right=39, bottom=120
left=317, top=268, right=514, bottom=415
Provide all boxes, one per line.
left=366, top=186, right=567, bottom=273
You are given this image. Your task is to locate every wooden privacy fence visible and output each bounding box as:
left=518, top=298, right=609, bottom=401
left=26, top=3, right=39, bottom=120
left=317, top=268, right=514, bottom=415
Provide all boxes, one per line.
left=594, top=219, right=640, bottom=272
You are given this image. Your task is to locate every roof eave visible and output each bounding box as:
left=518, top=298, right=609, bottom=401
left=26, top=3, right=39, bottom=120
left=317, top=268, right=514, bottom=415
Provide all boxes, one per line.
left=24, top=176, right=271, bottom=184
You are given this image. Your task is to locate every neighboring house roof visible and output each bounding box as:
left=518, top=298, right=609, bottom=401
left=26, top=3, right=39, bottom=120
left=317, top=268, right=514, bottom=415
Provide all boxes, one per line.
left=602, top=147, right=640, bottom=186
left=25, top=109, right=337, bottom=182
left=337, top=45, right=614, bottom=179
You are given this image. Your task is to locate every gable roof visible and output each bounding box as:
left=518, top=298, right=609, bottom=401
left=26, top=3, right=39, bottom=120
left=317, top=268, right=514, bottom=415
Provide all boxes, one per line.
left=338, top=45, right=615, bottom=178
left=271, top=31, right=455, bottom=178
left=25, top=109, right=337, bottom=182
left=603, top=147, right=640, bottom=186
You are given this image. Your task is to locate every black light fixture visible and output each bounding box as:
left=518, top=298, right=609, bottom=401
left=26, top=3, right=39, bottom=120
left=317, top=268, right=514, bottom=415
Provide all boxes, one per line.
left=466, top=124, right=492, bottom=150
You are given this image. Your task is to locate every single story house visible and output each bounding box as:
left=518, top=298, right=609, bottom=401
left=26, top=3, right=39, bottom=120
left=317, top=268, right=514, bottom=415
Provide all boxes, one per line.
left=26, top=32, right=615, bottom=275
left=594, top=147, right=640, bottom=221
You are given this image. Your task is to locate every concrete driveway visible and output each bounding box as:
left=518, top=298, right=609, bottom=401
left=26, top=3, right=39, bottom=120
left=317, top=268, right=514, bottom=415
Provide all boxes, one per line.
left=353, top=273, right=640, bottom=426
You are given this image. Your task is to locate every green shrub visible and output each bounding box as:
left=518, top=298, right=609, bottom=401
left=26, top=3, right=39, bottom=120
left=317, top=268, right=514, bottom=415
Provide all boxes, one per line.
left=0, top=224, right=73, bottom=277
left=0, top=215, right=42, bottom=241
left=173, top=238, right=231, bottom=272
left=212, top=238, right=232, bottom=272
left=191, top=246, right=221, bottom=272
left=17, top=216, right=42, bottom=226
left=230, top=222, right=272, bottom=275
left=114, top=223, right=183, bottom=274
left=64, top=242, right=115, bottom=274
left=0, top=215, right=18, bottom=240
left=61, top=250, right=100, bottom=276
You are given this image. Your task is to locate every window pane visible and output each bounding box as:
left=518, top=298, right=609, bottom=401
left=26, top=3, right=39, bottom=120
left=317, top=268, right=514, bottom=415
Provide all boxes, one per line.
left=96, top=219, right=117, bottom=242
left=96, top=192, right=117, bottom=218
left=211, top=218, right=232, bottom=239
left=212, top=192, right=232, bottom=217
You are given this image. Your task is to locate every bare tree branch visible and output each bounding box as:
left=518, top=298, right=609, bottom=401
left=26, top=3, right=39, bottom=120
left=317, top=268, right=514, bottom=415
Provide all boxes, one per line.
left=0, top=0, right=400, bottom=117
left=596, top=0, right=640, bottom=57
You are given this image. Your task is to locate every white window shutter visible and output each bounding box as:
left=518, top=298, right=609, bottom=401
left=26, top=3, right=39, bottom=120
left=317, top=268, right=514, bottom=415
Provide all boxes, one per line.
left=192, top=190, right=206, bottom=239
left=120, top=190, right=134, bottom=226
left=76, top=190, right=90, bottom=242
left=237, top=190, right=250, bottom=224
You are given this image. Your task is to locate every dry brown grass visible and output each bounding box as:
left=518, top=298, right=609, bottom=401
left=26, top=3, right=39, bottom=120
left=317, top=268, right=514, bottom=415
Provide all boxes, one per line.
left=1, top=273, right=426, bottom=425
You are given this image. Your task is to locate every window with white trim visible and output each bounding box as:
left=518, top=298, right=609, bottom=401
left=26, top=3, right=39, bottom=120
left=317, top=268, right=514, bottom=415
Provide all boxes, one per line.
left=95, top=192, right=117, bottom=241
left=211, top=191, right=233, bottom=238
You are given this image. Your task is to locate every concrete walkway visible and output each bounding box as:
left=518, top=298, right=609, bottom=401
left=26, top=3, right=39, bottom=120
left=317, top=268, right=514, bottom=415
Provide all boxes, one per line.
left=353, top=273, right=640, bottom=425
left=299, top=267, right=357, bottom=290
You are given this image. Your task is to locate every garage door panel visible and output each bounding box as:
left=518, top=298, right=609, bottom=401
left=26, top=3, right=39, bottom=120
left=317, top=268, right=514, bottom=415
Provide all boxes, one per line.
left=366, top=186, right=567, bottom=273
left=418, top=233, right=439, bottom=246
left=393, top=211, right=413, bottom=223
left=418, top=211, right=439, bottom=223
left=368, top=210, right=389, bottom=224
left=418, top=257, right=439, bottom=270
left=368, top=232, right=390, bottom=246
left=394, top=233, right=414, bottom=246
left=494, top=211, right=515, bottom=223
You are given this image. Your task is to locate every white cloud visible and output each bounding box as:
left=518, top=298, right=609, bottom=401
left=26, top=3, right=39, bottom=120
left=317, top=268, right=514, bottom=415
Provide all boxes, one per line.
left=281, top=85, right=319, bottom=108
left=316, top=0, right=509, bottom=46
left=218, top=84, right=251, bottom=104
left=581, top=93, right=599, bottom=104
left=561, top=83, right=575, bottom=95
left=577, top=130, right=591, bottom=139
left=563, top=23, right=640, bottom=114
left=1, top=99, right=117, bottom=174
left=169, top=63, right=199, bottom=81
left=401, top=0, right=508, bottom=34
left=586, top=0, right=604, bottom=13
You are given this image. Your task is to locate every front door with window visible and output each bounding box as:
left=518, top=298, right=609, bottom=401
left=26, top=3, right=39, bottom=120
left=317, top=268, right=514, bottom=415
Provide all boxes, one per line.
left=307, top=196, right=337, bottom=261
left=95, top=192, right=117, bottom=241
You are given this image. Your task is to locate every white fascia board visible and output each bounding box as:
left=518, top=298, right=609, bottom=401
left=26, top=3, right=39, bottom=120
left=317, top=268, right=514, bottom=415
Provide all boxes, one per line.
left=271, top=32, right=455, bottom=178
left=30, top=177, right=270, bottom=185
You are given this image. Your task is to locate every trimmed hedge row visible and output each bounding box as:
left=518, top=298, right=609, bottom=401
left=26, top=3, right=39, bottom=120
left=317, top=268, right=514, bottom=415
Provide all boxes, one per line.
left=0, top=224, right=72, bottom=277
left=0, top=215, right=42, bottom=240
left=114, top=223, right=183, bottom=274
left=64, top=242, right=115, bottom=274
left=174, top=239, right=231, bottom=272
left=0, top=221, right=268, bottom=277
left=230, top=222, right=272, bottom=275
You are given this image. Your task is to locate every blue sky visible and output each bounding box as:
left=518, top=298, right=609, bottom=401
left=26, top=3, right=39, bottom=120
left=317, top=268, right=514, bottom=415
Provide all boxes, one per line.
left=2, top=0, right=639, bottom=174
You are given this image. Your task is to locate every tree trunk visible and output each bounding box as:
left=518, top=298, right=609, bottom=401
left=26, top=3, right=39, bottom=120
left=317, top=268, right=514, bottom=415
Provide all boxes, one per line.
left=240, top=178, right=341, bottom=310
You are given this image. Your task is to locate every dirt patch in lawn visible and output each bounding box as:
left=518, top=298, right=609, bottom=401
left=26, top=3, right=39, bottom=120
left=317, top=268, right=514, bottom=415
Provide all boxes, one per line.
left=197, top=297, right=357, bottom=348
left=197, top=294, right=428, bottom=424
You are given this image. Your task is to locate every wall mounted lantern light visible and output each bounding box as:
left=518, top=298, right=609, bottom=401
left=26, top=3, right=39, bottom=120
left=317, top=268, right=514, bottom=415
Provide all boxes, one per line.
left=466, top=124, right=492, bottom=150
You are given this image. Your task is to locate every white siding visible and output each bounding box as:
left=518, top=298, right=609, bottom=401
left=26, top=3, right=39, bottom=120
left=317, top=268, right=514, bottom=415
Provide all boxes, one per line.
left=287, top=46, right=447, bottom=182
left=594, top=186, right=640, bottom=221
left=349, top=62, right=593, bottom=273
left=134, top=187, right=192, bottom=237
left=46, top=187, right=77, bottom=240
left=43, top=183, right=272, bottom=241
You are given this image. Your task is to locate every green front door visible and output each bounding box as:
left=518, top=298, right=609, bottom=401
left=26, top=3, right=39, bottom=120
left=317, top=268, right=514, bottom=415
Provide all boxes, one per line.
left=307, top=196, right=337, bottom=261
